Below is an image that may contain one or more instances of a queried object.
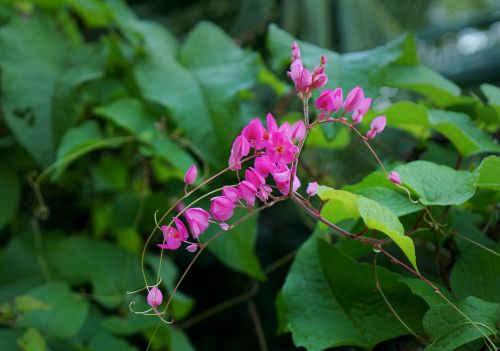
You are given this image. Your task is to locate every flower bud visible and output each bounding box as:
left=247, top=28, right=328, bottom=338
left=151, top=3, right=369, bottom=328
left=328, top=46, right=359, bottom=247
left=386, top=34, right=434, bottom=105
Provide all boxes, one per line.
left=184, top=164, right=197, bottom=185
left=388, top=171, right=401, bottom=185
left=147, top=287, right=163, bottom=307
left=210, top=196, right=235, bottom=222
left=307, top=182, right=318, bottom=196
left=366, top=115, right=386, bottom=139
left=343, top=86, right=364, bottom=112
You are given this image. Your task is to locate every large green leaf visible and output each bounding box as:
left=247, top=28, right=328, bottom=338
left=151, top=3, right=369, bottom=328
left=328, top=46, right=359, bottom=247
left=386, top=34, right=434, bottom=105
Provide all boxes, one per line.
left=94, top=97, right=195, bottom=171
left=474, top=155, right=500, bottom=192
left=133, top=21, right=257, bottom=167
left=428, top=110, right=499, bottom=157
left=318, top=186, right=417, bottom=270
left=350, top=186, right=422, bottom=217
left=0, top=15, right=103, bottom=167
left=56, top=120, right=103, bottom=161
left=17, top=282, right=89, bottom=339
left=204, top=208, right=265, bottom=280
left=423, top=296, right=499, bottom=351
left=395, top=161, right=476, bottom=206
left=46, top=237, right=144, bottom=308
left=0, top=165, right=20, bottom=232
left=281, top=235, right=426, bottom=350
left=384, top=64, right=462, bottom=106
left=450, top=249, right=500, bottom=304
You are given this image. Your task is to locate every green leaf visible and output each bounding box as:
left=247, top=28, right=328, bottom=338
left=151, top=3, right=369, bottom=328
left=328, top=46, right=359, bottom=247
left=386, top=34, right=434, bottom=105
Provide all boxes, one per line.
left=400, top=278, right=455, bottom=308
left=17, top=328, right=46, bottom=351
left=46, top=237, right=144, bottom=308
left=317, top=187, right=360, bottom=223
left=0, top=164, right=20, bottom=231
left=318, top=186, right=418, bottom=270
left=94, top=97, right=156, bottom=138
left=450, top=249, right=500, bottom=304
left=17, top=282, right=89, bottom=339
left=15, top=296, right=49, bottom=313
left=281, top=235, right=426, bottom=350
left=56, top=120, right=103, bottom=161
left=423, top=296, right=499, bottom=351
left=379, top=101, right=431, bottom=137
left=358, top=197, right=417, bottom=269
left=351, top=186, right=422, bottom=217
left=395, top=161, right=476, bottom=206
left=204, top=208, right=265, bottom=280
left=88, top=332, right=138, bottom=351
left=428, top=110, right=499, bottom=157
left=0, top=15, right=103, bottom=167
left=475, top=155, right=500, bottom=192
left=384, top=64, right=461, bottom=106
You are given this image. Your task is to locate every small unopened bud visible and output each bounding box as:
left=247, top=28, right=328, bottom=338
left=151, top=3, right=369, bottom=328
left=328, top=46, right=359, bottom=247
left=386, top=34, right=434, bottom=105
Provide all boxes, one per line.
left=388, top=171, right=401, bottom=185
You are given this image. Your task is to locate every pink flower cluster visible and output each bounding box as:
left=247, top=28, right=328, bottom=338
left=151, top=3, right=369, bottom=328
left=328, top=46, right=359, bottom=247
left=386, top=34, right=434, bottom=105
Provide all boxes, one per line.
left=288, top=42, right=328, bottom=94
left=315, top=86, right=386, bottom=139
left=157, top=113, right=308, bottom=252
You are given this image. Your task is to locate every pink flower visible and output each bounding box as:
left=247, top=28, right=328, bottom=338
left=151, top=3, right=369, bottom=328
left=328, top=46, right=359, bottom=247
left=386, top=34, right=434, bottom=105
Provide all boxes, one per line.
left=238, top=181, right=258, bottom=206
left=184, top=164, right=197, bottom=185
left=279, top=122, right=292, bottom=139
left=242, top=118, right=265, bottom=149
left=351, top=97, right=372, bottom=125
left=210, top=196, right=235, bottom=222
left=343, top=86, right=364, bottom=112
left=254, top=155, right=276, bottom=177
left=266, top=131, right=297, bottom=165
left=147, top=287, right=163, bottom=307
left=245, top=168, right=265, bottom=188
left=185, top=208, right=211, bottom=239
left=315, top=88, right=343, bottom=114
left=271, top=165, right=291, bottom=195
left=288, top=60, right=312, bottom=93
left=158, top=219, right=186, bottom=251
left=257, top=184, right=272, bottom=202
left=229, top=135, right=250, bottom=170
left=266, top=113, right=278, bottom=134
left=291, top=120, right=306, bottom=142
left=388, top=171, right=401, bottom=185
left=222, top=186, right=240, bottom=203
left=307, top=182, right=318, bottom=196
left=366, top=115, right=386, bottom=139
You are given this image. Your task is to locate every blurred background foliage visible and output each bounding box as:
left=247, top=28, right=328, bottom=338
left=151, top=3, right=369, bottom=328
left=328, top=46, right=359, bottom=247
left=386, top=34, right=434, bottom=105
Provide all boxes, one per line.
left=0, top=0, right=498, bottom=350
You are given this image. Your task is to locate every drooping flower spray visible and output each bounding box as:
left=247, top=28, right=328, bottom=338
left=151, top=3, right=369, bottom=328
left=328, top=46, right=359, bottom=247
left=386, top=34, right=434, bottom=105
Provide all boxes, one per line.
left=129, top=41, right=411, bottom=323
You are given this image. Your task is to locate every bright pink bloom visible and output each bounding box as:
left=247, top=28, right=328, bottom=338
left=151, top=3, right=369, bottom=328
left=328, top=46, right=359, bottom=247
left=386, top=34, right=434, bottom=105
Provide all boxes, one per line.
left=366, top=115, right=386, bottom=139
left=184, top=164, right=197, bottom=185
left=271, top=165, right=291, bottom=195
left=266, top=131, right=297, bottom=165
left=242, top=118, right=265, bottom=149
left=343, top=86, right=364, bottom=112
left=229, top=135, right=250, bottom=170
left=279, top=122, right=292, bottom=139
left=147, top=287, right=163, bottom=307
left=351, top=97, right=372, bottom=125
left=257, top=184, right=272, bottom=202
left=222, top=186, right=240, bottom=203
left=312, top=74, right=327, bottom=89
left=254, top=155, right=276, bottom=177
left=185, top=208, right=211, bottom=239
left=266, top=113, right=278, bottom=134
left=315, top=88, right=342, bottom=113
left=307, top=182, right=318, bottom=196
left=291, top=120, right=306, bottom=142
left=186, top=244, right=198, bottom=252
left=158, top=224, right=182, bottom=250
left=238, top=181, right=258, bottom=206
left=289, top=60, right=312, bottom=93
left=210, top=196, right=235, bottom=222
left=245, top=168, right=265, bottom=188
left=388, top=171, right=401, bottom=185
